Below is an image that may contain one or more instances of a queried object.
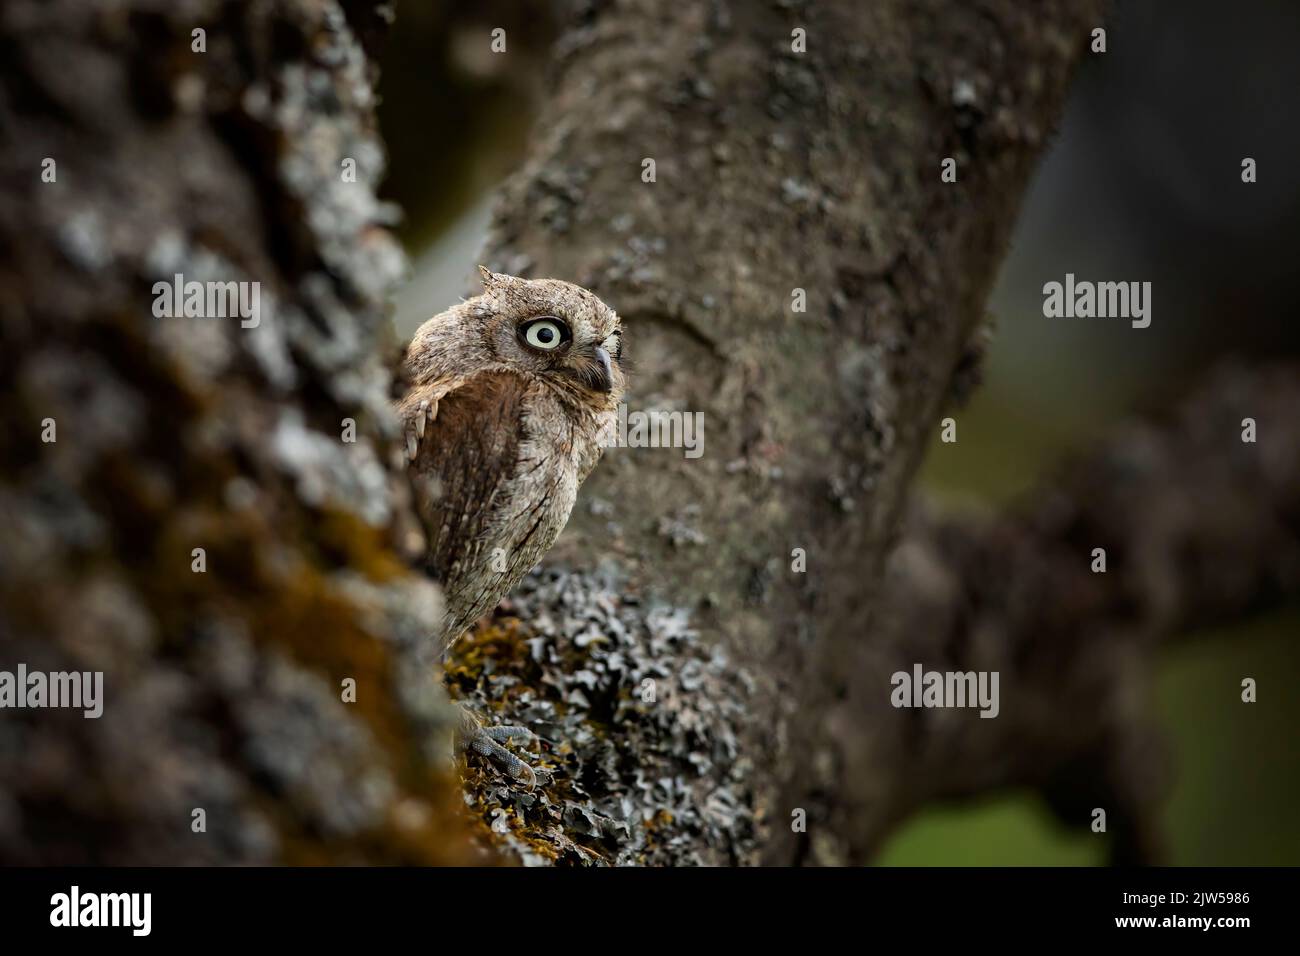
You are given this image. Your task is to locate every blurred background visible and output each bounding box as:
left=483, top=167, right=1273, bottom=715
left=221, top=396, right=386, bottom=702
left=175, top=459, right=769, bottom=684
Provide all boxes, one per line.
left=376, top=0, right=1300, bottom=864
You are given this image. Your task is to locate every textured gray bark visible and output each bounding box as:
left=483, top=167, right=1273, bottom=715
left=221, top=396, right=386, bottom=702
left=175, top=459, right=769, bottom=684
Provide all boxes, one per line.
left=480, top=0, right=1110, bottom=863
left=0, top=0, right=473, bottom=864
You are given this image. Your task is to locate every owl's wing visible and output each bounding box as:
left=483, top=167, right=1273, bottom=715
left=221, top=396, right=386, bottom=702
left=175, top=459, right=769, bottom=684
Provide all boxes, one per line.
left=404, top=370, right=530, bottom=591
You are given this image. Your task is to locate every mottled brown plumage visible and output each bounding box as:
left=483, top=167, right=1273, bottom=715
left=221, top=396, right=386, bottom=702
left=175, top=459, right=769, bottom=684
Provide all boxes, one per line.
left=397, top=268, right=625, bottom=783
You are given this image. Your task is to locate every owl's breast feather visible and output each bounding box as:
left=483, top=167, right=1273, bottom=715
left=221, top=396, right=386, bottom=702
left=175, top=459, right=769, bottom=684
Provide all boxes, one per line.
left=407, top=370, right=608, bottom=650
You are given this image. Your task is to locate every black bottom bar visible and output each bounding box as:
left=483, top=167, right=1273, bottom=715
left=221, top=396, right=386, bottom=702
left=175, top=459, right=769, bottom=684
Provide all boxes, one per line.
left=0, top=866, right=1286, bottom=942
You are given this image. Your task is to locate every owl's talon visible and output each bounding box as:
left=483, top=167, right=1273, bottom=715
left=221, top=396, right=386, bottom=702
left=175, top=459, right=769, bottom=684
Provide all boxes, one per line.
left=455, top=707, right=540, bottom=788
left=479, top=724, right=533, bottom=744
left=405, top=398, right=439, bottom=462
left=415, top=399, right=429, bottom=438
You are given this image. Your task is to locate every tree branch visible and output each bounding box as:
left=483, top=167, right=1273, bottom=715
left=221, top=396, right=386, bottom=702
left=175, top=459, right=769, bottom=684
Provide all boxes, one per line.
left=832, top=361, right=1300, bottom=863
left=471, top=0, right=1108, bottom=863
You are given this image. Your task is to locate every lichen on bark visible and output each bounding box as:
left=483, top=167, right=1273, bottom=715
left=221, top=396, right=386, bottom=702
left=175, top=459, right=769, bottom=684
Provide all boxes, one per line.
left=0, top=0, right=470, bottom=864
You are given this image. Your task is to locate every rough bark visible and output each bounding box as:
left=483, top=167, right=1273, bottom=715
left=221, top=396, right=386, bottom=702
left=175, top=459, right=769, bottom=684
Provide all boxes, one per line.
left=0, top=0, right=474, bottom=864
left=480, top=0, right=1109, bottom=863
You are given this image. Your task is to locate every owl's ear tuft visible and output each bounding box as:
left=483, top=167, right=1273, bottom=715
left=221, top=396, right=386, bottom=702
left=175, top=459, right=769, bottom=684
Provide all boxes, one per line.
left=478, top=265, right=504, bottom=291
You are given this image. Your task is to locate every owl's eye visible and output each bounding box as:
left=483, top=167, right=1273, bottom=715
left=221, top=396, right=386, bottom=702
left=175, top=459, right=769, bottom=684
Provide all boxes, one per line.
left=519, top=317, right=570, bottom=351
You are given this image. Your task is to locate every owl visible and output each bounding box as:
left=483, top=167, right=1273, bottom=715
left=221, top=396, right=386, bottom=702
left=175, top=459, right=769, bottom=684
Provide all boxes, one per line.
left=398, top=267, right=625, bottom=783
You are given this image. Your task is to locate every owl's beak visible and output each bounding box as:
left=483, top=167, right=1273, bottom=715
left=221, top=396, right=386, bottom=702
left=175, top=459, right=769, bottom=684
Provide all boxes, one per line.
left=590, top=346, right=615, bottom=394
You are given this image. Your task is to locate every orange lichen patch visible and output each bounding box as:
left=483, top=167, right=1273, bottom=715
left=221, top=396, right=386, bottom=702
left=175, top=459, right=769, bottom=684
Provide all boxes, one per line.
left=72, top=444, right=479, bottom=863
left=445, top=617, right=560, bottom=715
left=457, top=767, right=603, bottom=865
left=646, top=809, right=674, bottom=828
left=641, top=809, right=675, bottom=856
left=278, top=784, right=482, bottom=866
left=444, top=570, right=760, bottom=865
left=460, top=792, right=564, bottom=864
left=246, top=575, right=476, bottom=858
left=444, top=614, right=621, bottom=865
left=315, top=508, right=413, bottom=582
left=447, top=617, right=533, bottom=669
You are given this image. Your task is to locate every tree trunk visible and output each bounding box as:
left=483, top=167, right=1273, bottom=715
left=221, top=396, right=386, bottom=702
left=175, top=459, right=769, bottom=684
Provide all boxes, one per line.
left=0, top=0, right=473, bottom=864
left=479, top=0, right=1107, bottom=864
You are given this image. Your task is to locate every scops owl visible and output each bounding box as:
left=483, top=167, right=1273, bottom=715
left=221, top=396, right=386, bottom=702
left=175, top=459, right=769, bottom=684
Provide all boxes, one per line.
left=398, top=267, right=625, bottom=784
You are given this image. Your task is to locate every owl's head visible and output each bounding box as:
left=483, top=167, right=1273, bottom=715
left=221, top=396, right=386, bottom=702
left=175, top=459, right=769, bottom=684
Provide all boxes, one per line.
left=405, top=267, right=626, bottom=412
